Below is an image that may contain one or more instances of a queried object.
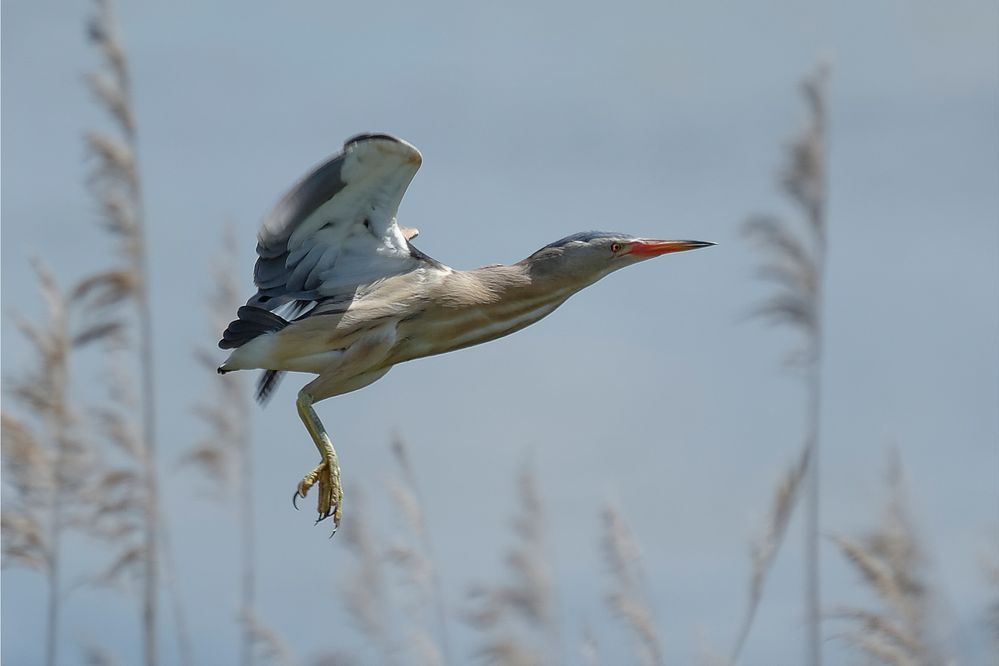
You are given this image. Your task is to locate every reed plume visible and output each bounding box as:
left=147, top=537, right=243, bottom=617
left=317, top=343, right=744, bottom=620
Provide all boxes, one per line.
left=318, top=436, right=452, bottom=665
left=83, top=1, right=169, bottom=663
left=183, top=227, right=259, bottom=666
left=242, top=609, right=300, bottom=666
left=338, top=486, right=397, bottom=664
left=830, top=454, right=943, bottom=666
left=736, top=63, right=830, bottom=666
left=464, top=468, right=562, bottom=665
left=579, top=624, right=601, bottom=666
left=730, top=447, right=810, bottom=663
left=601, top=504, right=664, bottom=666
left=384, top=435, right=450, bottom=666
left=84, top=645, right=126, bottom=666
left=1, top=262, right=114, bottom=666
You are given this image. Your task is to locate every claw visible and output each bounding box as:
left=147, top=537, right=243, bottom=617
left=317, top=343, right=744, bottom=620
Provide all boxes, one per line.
left=315, top=507, right=333, bottom=525
left=292, top=491, right=301, bottom=510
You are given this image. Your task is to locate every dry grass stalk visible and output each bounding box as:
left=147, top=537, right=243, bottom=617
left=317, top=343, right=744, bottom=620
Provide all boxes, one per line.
left=579, top=624, right=601, bottom=666
left=739, top=63, right=830, bottom=666
left=383, top=481, right=443, bottom=666
left=182, top=226, right=258, bottom=666
left=384, top=435, right=450, bottom=666
left=84, top=645, right=125, bottom=666
left=830, top=455, right=942, bottom=666
left=306, top=655, right=361, bottom=666
left=474, top=639, right=542, bottom=666
left=1, top=262, right=114, bottom=666
left=601, top=504, right=664, bottom=666
left=695, top=627, right=732, bottom=666
left=730, top=446, right=810, bottom=663
left=242, top=609, right=300, bottom=666
left=1, top=414, right=53, bottom=571
left=87, top=346, right=151, bottom=589
left=338, top=487, right=396, bottom=662
left=85, top=348, right=194, bottom=665
left=329, top=438, right=449, bottom=665
left=464, top=468, right=561, bottom=665
left=183, top=227, right=252, bottom=493
left=84, top=1, right=171, bottom=664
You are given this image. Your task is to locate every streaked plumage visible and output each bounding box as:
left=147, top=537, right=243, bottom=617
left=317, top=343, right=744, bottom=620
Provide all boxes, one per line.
left=218, top=133, right=713, bottom=533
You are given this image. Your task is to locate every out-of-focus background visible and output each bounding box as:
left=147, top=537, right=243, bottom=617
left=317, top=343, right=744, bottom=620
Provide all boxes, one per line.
left=2, top=1, right=997, bottom=665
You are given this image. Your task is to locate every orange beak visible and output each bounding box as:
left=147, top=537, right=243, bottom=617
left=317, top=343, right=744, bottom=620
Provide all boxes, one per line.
left=626, top=239, right=716, bottom=257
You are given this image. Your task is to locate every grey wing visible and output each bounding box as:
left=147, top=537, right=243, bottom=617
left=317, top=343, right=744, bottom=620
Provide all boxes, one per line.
left=248, top=133, right=428, bottom=312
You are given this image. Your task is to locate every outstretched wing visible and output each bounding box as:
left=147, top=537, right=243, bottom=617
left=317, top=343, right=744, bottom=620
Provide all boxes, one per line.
left=248, top=133, right=428, bottom=312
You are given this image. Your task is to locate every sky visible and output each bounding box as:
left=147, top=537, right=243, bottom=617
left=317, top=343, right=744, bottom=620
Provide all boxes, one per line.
left=2, top=1, right=998, bottom=665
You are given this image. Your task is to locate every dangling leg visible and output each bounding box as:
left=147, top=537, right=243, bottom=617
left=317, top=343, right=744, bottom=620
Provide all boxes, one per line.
left=293, top=390, right=343, bottom=531
left=288, top=322, right=398, bottom=535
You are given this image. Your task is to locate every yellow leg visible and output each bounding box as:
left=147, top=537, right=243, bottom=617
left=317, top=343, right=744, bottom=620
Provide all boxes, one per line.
left=293, top=391, right=343, bottom=533
left=287, top=324, right=399, bottom=535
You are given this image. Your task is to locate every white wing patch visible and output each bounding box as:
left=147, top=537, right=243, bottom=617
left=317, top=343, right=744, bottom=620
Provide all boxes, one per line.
left=249, top=135, right=426, bottom=309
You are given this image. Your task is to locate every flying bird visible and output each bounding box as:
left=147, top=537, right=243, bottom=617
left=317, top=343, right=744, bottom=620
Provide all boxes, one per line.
left=218, top=133, right=713, bottom=534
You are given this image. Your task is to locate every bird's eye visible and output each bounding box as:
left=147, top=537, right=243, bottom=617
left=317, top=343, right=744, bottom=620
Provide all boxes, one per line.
left=610, top=243, right=622, bottom=253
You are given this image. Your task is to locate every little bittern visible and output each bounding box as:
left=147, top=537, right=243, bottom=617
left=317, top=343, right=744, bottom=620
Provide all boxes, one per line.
left=219, top=133, right=713, bottom=534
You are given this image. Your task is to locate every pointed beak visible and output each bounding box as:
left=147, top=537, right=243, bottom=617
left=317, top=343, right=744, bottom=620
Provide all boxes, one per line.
left=626, top=239, right=716, bottom=257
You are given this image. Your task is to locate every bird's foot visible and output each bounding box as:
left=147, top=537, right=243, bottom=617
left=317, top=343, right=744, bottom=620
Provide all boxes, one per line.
left=293, top=456, right=343, bottom=534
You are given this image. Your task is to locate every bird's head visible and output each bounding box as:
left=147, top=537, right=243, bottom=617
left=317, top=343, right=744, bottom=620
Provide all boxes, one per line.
left=522, top=231, right=714, bottom=286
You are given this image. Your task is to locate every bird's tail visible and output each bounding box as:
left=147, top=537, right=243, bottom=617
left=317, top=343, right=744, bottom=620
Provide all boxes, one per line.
left=218, top=306, right=289, bottom=350
left=255, top=370, right=284, bottom=405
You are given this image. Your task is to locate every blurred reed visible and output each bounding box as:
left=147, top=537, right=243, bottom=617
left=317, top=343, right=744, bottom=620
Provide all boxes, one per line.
left=183, top=227, right=259, bottom=666
left=829, top=454, right=945, bottom=666
left=729, top=447, right=810, bottom=663
left=601, top=504, right=664, bottom=666
left=339, top=486, right=395, bottom=663
left=328, top=437, right=450, bottom=666
left=83, top=0, right=159, bottom=661
left=8, top=7, right=995, bottom=659
left=464, top=468, right=562, bottom=665
left=734, top=63, right=830, bottom=666
left=1, top=262, right=115, bottom=666
left=579, top=624, right=601, bottom=666
left=385, top=435, right=451, bottom=666
left=242, top=609, right=300, bottom=666
left=83, top=0, right=197, bottom=662
left=84, top=644, right=126, bottom=666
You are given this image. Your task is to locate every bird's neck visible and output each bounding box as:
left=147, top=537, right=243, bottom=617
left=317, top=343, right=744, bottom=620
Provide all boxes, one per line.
left=399, top=263, right=577, bottom=354
left=449, top=262, right=582, bottom=307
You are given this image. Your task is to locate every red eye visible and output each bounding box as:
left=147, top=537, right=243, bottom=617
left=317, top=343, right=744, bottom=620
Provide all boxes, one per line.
left=611, top=243, right=622, bottom=253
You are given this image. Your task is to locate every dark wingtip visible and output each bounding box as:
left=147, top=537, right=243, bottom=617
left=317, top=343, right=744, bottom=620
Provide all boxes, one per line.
left=343, top=133, right=402, bottom=149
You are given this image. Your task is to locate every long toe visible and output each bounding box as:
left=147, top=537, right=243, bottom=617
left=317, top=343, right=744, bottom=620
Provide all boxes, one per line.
left=314, top=462, right=331, bottom=519
left=293, top=459, right=342, bottom=535
left=295, top=462, right=323, bottom=512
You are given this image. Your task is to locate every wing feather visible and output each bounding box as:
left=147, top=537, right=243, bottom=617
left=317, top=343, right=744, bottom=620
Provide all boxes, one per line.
left=246, top=134, right=429, bottom=311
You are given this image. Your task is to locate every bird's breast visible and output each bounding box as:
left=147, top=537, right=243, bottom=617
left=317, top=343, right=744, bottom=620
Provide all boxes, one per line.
left=388, top=289, right=572, bottom=363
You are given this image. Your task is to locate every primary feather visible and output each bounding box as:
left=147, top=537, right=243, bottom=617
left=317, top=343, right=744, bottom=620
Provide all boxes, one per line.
left=247, top=134, right=430, bottom=312
left=221, top=133, right=438, bottom=399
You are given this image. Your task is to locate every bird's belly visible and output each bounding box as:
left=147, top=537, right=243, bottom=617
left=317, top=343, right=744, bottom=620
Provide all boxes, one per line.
left=222, top=330, right=346, bottom=374
left=391, top=298, right=564, bottom=363
left=280, top=349, right=347, bottom=373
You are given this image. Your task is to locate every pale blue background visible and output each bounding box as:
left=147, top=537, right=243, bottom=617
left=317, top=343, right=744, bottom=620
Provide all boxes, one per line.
left=3, top=1, right=997, bottom=664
